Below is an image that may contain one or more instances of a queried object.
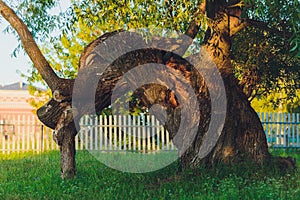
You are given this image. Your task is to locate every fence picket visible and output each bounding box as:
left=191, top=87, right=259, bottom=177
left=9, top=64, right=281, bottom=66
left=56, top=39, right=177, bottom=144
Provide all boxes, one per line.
left=122, top=115, right=126, bottom=151
left=99, top=115, right=103, bottom=151
left=292, top=113, right=295, bottom=147
left=156, top=118, right=160, bottom=151
left=31, top=116, right=35, bottom=151
left=95, top=116, right=99, bottom=151
left=128, top=115, right=131, bottom=150
left=137, top=115, right=141, bottom=151
left=151, top=115, right=155, bottom=151
left=132, top=116, right=136, bottom=151
left=12, top=134, right=15, bottom=152
left=147, top=115, right=150, bottom=151
left=142, top=115, right=146, bottom=152
left=118, top=115, right=121, bottom=151
left=287, top=113, right=290, bottom=147
left=276, top=113, right=280, bottom=147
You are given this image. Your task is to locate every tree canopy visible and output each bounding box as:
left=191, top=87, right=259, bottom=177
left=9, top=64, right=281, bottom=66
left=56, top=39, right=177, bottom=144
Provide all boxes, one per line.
left=2, top=0, right=299, bottom=110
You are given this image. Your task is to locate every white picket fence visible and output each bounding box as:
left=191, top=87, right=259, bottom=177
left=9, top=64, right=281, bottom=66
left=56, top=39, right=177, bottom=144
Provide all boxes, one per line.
left=0, top=112, right=299, bottom=153
left=0, top=114, right=175, bottom=153
left=258, top=112, right=300, bottom=148
left=77, top=115, right=175, bottom=152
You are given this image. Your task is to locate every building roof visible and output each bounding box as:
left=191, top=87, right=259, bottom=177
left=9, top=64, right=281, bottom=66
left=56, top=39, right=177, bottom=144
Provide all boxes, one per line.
left=0, top=82, right=29, bottom=91
left=0, top=82, right=34, bottom=112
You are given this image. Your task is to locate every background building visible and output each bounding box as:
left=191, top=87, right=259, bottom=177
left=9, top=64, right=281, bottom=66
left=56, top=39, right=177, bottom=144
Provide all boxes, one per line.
left=0, top=82, right=40, bottom=138
left=0, top=82, right=34, bottom=116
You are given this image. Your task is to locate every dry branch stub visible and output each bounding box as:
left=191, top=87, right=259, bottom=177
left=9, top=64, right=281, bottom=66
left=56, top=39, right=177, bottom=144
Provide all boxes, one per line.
left=72, top=29, right=227, bottom=173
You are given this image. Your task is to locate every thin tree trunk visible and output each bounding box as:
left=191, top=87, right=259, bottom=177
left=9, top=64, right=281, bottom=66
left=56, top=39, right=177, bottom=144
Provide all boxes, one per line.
left=37, top=98, right=78, bottom=179
left=59, top=124, right=77, bottom=179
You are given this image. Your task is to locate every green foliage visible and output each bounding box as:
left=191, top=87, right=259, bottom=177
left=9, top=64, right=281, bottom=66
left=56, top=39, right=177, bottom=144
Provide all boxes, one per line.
left=244, top=0, right=300, bottom=57
left=26, top=85, right=51, bottom=113
left=3, top=0, right=299, bottom=110
left=0, top=150, right=299, bottom=199
left=251, top=89, right=300, bottom=113
left=2, top=0, right=58, bottom=44
left=232, top=0, right=299, bottom=106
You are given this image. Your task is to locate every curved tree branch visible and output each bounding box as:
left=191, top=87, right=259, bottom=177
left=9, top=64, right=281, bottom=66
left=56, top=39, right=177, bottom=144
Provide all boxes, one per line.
left=0, top=0, right=61, bottom=91
left=230, top=17, right=293, bottom=39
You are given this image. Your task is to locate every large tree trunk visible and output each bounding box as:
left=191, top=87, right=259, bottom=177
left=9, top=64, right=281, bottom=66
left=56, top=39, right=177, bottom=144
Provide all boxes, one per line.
left=179, top=9, right=271, bottom=167
left=180, top=74, right=270, bottom=168
left=178, top=7, right=295, bottom=169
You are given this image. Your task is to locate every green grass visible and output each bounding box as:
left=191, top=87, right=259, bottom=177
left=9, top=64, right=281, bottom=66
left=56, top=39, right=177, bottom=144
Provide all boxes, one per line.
left=0, top=149, right=299, bottom=200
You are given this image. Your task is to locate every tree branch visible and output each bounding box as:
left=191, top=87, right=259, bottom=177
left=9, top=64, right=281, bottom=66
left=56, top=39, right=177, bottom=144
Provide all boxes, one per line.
left=171, top=1, right=207, bottom=55
left=230, top=18, right=293, bottom=39
left=184, top=0, right=206, bottom=38
left=185, top=20, right=200, bottom=39
left=0, top=0, right=61, bottom=91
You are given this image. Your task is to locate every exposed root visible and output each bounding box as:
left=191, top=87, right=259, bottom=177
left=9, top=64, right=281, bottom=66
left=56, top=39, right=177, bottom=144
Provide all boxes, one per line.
left=275, top=156, right=297, bottom=171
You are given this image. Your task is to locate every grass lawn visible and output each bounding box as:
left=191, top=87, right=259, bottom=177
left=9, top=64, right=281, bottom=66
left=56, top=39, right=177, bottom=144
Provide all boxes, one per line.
left=0, top=149, right=299, bottom=200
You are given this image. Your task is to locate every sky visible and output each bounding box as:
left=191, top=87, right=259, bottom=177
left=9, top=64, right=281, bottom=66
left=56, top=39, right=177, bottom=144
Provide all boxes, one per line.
left=0, top=21, right=30, bottom=86
left=0, top=1, right=70, bottom=86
